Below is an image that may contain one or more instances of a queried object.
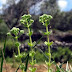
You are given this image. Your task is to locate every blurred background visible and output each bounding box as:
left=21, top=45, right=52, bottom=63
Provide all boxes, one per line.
left=0, top=0, right=72, bottom=65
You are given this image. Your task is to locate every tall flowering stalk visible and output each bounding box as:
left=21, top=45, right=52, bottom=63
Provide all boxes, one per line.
left=39, top=14, right=53, bottom=72
left=20, top=14, right=36, bottom=72
left=7, top=27, right=25, bottom=72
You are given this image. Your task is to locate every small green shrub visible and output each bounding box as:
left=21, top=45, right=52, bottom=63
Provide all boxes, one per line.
left=6, top=39, right=16, bottom=50
left=1, top=14, right=72, bottom=72
left=5, top=39, right=17, bottom=57
left=35, top=50, right=46, bottom=63
left=6, top=57, right=14, bottom=63
left=0, top=21, right=9, bottom=40
left=52, top=47, right=72, bottom=62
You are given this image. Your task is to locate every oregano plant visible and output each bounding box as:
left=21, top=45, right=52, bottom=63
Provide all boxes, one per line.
left=4, top=14, right=71, bottom=72
left=39, top=14, right=53, bottom=72
left=7, top=27, right=26, bottom=72
left=20, top=14, right=36, bottom=72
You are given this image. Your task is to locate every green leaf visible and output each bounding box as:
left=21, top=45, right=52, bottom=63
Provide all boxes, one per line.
left=30, top=19, right=34, bottom=24
left=29, top=67, right=37, bottom=72
left=15, top=42, right=21, bottom=47
left=45, top=60, right=51, bottom=67
left=56, top=65, right=60, bottom=72
left=34, top=59, right=36, bottom=64
left=28, top=31, right=33, bottom=36
left=44, top=41, right=53, bottom=46
left=39, top=16, right=43, bottom=23
left=49, top=41, right=53, bottom=46
left=32, top=41, right=36, bottom=46
left=30, top=62, right=34, bottom=66
left=46, top=53, right=51, bottom=57
left=20, top=64, right=25, bottom=70
left=15, top=54, right=22, bottom=59
left=29, top=51, right=35, bottom=57
left=45, top=61, right=49, bottom=66
left=7, top=32, right=11, bottom=36
left=20, top=19, right=24, bottom=24
left=44, top=41, right=48, bottom=45
left=47, top=42, right=51, bottom=46
left=32, top=67, right=37, bottom=72
left=29, top=67, right=32, bottom=71
left=51, top=61, right=54, bottom=65
left=30, top=59, right=36, bottom=66
left=45, top=60, right=48, bottom=65
left=15, top=54, right=29, bottom=72
left=44, top=32, right=51, bottom=35
left=24, top=54, right=29, bottom=71
left=20, top=30, right=24, bottom=34
left=28, top=24, right=32, bottom=27
left=28, top=42, right=33, bottom=47
left=22, top=15, right=26, bottom=19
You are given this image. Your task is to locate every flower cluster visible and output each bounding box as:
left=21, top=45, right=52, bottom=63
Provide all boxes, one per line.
left=7, top=27, right=24, bottom=39
left=39, top=14, right=52, bottom=26
left=20, top=14, right=34, bottom=28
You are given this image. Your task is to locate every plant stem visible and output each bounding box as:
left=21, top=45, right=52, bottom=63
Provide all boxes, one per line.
left=27, top=24, right=34, bottom=68
left=29, top=35, right=34, bottom=68
left=46, top=26, right=51, bottom=72
left=15, top=37, right=20, bottom=56
left=1, top=36, right=7, bottom=72
left=22, top=69, right=24, bottom=72
left=18, top=46, right=20, bottom=56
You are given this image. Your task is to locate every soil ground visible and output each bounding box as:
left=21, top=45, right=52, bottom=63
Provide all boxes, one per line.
left=2, top=63, right=68, bottom=72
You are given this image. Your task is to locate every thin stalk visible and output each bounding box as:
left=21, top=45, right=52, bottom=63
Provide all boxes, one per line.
left=22, top=69, right=25, bottom=72
left=16, top=37, right=23, bottom=71
left=15, top=37, right=21, bottom=58
left=29, top=36, right=34, bottom=68
left=46, top=26, right=51, bottom=72
left=15, top=37, right=20, bottom=56
left=18, top=46, right=20, bottom=56
left=2, top=48, right=8, bottom=72
left=24, top=54, right=29, bottom=72
left=1, top=36, right=7, bottom=72
left=27, top=23, right=34, bottom=68
left=27, top=25, right=32, bottom=45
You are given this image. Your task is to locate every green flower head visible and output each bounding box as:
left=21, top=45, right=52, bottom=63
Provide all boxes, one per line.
left=10, top=27, right=24, bottom=37
left=22, top=14, right=31, bottom=19
left=10, top=27, right=20, bottom=36
left=20, top=14, right=34, bottom=27
left=39, top=14, right=53, bottom=26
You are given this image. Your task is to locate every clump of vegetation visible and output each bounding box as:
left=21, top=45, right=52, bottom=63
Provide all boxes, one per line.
left=0, top=19, right=9, bottom=40
left=52, top=47, right=72, bottom=63
left=56, top=61, right=72, bottom=72
left=0, top=14, right=72, bottom=72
